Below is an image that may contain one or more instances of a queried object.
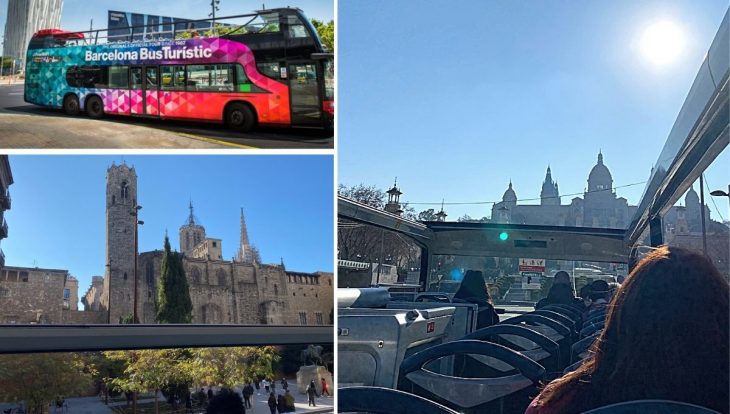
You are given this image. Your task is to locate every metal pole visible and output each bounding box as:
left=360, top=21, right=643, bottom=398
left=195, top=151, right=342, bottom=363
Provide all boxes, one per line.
left=376, top=228, right=384, bottom=285
left=107, top=260, right=112, bottom=324
left=133, top=210, right=139, bottom=323
left=699, top=175, right=708, bottom=255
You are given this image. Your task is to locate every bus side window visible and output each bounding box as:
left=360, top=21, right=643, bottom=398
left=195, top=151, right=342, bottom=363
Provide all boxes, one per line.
left=108, top=66, right=129, bottom=89
left=256, top=62, right=280, bottom=80
left=160, top=65, right=185, bottom=91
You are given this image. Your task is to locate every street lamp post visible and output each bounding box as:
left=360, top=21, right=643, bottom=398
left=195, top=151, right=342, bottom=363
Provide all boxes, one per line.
left=131, top=205, right=144, bottom=323
left=710, top=184, right=730, bottom=207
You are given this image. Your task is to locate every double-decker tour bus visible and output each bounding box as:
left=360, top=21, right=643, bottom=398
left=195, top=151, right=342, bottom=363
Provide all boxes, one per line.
left=24, top=8, right=333, bottom=132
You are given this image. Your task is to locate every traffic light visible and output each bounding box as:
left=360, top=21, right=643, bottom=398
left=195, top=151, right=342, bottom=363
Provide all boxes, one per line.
left=499, top=231, right=509, bottom=241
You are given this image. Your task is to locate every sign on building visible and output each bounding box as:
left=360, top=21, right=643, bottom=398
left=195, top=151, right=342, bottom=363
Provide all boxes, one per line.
left=519, top=258, right=545, bottom=290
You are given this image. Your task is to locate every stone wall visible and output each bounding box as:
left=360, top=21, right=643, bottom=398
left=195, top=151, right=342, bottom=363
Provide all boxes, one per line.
left=0, top=266, right=70, bottom=324
left=63, top=309, right=106, bottom=324
left=286, top=271, right=334, bottom=325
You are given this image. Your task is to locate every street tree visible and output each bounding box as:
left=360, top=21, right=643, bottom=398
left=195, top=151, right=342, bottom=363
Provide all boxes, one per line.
left=156, top=235, right=193, bottom=324
left=311, top=19, right=334, bottom=51
left=188, top=347, right=280, bottom=388
left=0, top=353, right=93, bottom=414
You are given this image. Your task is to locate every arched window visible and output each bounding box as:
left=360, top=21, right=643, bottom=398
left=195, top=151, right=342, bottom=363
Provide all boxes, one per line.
left=216, top=268, right=227, bottom=287
left=190, top=267, right=202, bottom=284
left=120, top=181, right=129, bottom=199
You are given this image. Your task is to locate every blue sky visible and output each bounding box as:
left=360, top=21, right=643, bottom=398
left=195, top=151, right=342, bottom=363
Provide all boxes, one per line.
left=339, top=0, right=728, bottom=222
left=2, top=155, right=334, bottom=307
left=0, top=0, right=332, bottom=37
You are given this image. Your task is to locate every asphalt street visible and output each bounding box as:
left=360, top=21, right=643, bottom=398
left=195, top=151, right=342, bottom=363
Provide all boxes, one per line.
left=0, top=83, right=333, bottom=149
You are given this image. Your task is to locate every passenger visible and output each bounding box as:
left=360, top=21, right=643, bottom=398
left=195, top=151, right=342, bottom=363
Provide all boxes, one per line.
left=585, top=280, right=611, bottom=315
left=578, top=285, right=592, bottom=308
left=453, top=270, right=499, bottom=328
left=536, top=271, right=582, bottom=310
left=525, top=246, right=729, bottom=414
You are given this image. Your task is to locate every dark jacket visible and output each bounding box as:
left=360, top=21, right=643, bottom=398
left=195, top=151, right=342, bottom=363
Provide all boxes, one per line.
left=454, top=270, right=500, bottom=329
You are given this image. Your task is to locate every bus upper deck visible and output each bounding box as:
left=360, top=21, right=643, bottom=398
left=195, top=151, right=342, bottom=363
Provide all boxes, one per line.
left=24, top=8, right=334, bottom=131
left=337, top=8, right=729, bottom=414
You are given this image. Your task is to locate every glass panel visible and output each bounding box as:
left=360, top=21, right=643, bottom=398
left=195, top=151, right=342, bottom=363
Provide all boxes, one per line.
left=160, top=65, right=185, bottom=91
left=130, top=67, right=143, bottom=89
left=323, top=58, right=334, bottom=101
left=186, top=64, right=234, bottom=92
left=108, top=66, right=129, bottom=88
left=145, top=66, right=159, bottom=89
left=256, top=62, right=280, bottom=80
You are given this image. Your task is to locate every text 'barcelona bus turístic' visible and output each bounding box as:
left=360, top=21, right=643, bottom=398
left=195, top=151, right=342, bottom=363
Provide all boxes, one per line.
left=24, top=8, right=333, bottom=132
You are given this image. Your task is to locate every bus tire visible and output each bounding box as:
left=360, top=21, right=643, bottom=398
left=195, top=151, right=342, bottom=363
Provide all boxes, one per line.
left=86, top=95, right=104, bottom=119
left=225, top=103, right=256, bottom=132
left=63, top=94, right=80, bottom=116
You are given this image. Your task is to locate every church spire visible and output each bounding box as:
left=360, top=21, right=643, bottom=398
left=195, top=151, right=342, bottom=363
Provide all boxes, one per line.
left=237, top=207, right=252, bottom=263
left=187, top=200, right=196, bottom=226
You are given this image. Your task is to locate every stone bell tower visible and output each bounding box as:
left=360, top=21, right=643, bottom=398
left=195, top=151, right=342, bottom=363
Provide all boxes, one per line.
left=102, top=162, right=138, bottom=323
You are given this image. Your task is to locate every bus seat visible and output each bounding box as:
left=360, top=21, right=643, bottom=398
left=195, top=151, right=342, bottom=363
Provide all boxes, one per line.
left=580, top=321, right=604, bottom=338
left=572, top=331, right=600, bottom=363
left=582, top=400, right=722, bottom=414
left=542, top=304, right=583, bottom=324
left=502, top=313, right=573, bottom=367
left=338, top=386, right=460, bottom=414
left=463, top=324, right=561, bottom=376
left=398, top=340, right=545, bottom=414
left=563, top=358, right=588, bottom=375
left=531, top=309, right=578, bottom=333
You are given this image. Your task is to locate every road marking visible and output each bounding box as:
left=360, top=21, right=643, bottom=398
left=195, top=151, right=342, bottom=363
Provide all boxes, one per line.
left=8, top=92, right=23, bottom=95
left=175, top=132, right=259, bottom=149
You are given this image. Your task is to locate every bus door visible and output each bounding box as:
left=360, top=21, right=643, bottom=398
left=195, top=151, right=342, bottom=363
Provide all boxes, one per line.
left=287, top=61, right=322, bottom=126
left=130, top=66, right=160, bottom=116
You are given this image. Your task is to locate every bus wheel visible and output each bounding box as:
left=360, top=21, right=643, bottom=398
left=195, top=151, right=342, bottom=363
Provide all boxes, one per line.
left=86, top=96, right=104, bottom=119
left=225, top=103, right=255, bottom=132
left=63, top=94, right=80, bottom=116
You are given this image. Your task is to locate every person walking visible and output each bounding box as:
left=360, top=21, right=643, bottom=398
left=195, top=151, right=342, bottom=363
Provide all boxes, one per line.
left=306, top=380, right=317, bottom=407
left=254, top=379, right=261, bottom=395
left=207, top=387, right=214, bottom=402
left=267, top=392, right=277, bottom=414
left=281, top=377, right=288, bottom=391
left=320, top=377, right=330, bottom=396
left=263, top=379, right=270, bottom=394
left=242, top=383, right=253, bottom=409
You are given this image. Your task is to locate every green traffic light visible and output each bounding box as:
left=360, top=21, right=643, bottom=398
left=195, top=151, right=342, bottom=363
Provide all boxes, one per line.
left=499, top=231, right=509, bottom=241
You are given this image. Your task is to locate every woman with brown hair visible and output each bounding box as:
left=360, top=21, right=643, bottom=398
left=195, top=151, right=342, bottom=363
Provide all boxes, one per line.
left=454, top=269, right=500, bottom=328
left=525, top=245, right=729, bottom=414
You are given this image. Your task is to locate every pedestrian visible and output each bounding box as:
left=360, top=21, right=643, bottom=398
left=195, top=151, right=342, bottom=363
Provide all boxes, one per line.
left=306, top=380, right=317, bottom=407
left=242, top=382, right=253, bottom=408
left=267, top=392, right=277, bottom=414
left=255, top=379, right=261, bottom=395
left=185, top=391, right=193, bottom=414
left=320, top=377, right=330, bottom=396
left=281, top=377, right=288, bottom=391
left=197, top=388, right=207, bottom=406
left=277, top=393, right=286, bottom=414
left=271, top=378, right=276, bottom=393
left=207, top=387, right=214, bottom=402
left=264, top=378, right=270, bottom=393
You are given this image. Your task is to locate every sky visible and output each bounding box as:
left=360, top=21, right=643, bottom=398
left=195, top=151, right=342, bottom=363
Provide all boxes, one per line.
left=339, top=0, right=729, bottom=223
left=0, top=0, right=332, bottom=39
left=2, top=155, right=334, bottom=308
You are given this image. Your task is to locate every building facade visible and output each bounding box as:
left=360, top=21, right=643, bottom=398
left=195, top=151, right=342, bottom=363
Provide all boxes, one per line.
left=0, top=155, right=12, bottom=269
left=0, top=266, right=79, bottom=324
left=83, top=162, right=333, bottom=325
left=2, top=0, right=63, bottom=64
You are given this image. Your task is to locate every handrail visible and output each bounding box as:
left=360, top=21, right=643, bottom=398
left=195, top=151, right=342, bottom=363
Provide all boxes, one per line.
left=0, top=324, right=332, bottom=354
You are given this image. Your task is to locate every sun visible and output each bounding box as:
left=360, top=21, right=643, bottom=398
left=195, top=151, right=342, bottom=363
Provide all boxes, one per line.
left=639, top=21, right=685, bottom=66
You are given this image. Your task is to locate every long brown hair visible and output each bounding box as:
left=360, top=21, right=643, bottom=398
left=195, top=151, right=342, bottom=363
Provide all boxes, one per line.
left=532, top=246, right=729, bottom=413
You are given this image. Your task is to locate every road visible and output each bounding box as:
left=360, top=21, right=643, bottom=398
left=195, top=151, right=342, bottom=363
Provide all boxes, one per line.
left=0, top=84, right=333, bottom=149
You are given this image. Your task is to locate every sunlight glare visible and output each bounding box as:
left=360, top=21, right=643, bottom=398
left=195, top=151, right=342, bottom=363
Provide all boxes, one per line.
left=639, top=21, right=685, bottom=66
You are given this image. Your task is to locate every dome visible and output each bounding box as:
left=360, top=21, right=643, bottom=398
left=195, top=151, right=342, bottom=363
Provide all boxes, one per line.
left=685, top=186, right=699, bottom=206
left=588, top=151, right=613, bottom=191
left=502, top=181, right=517, bottom=203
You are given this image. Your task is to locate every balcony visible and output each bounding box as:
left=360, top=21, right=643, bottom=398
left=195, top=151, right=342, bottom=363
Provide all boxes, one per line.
left=0, top=218, right=7, bottom=239
left=0, top=191, right=9, bottom=210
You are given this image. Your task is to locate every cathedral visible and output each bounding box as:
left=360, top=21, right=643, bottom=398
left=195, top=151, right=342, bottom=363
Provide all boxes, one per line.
left=83, top=162, right=333, bottom=325
left=492, top=152, right=634, bottom=228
